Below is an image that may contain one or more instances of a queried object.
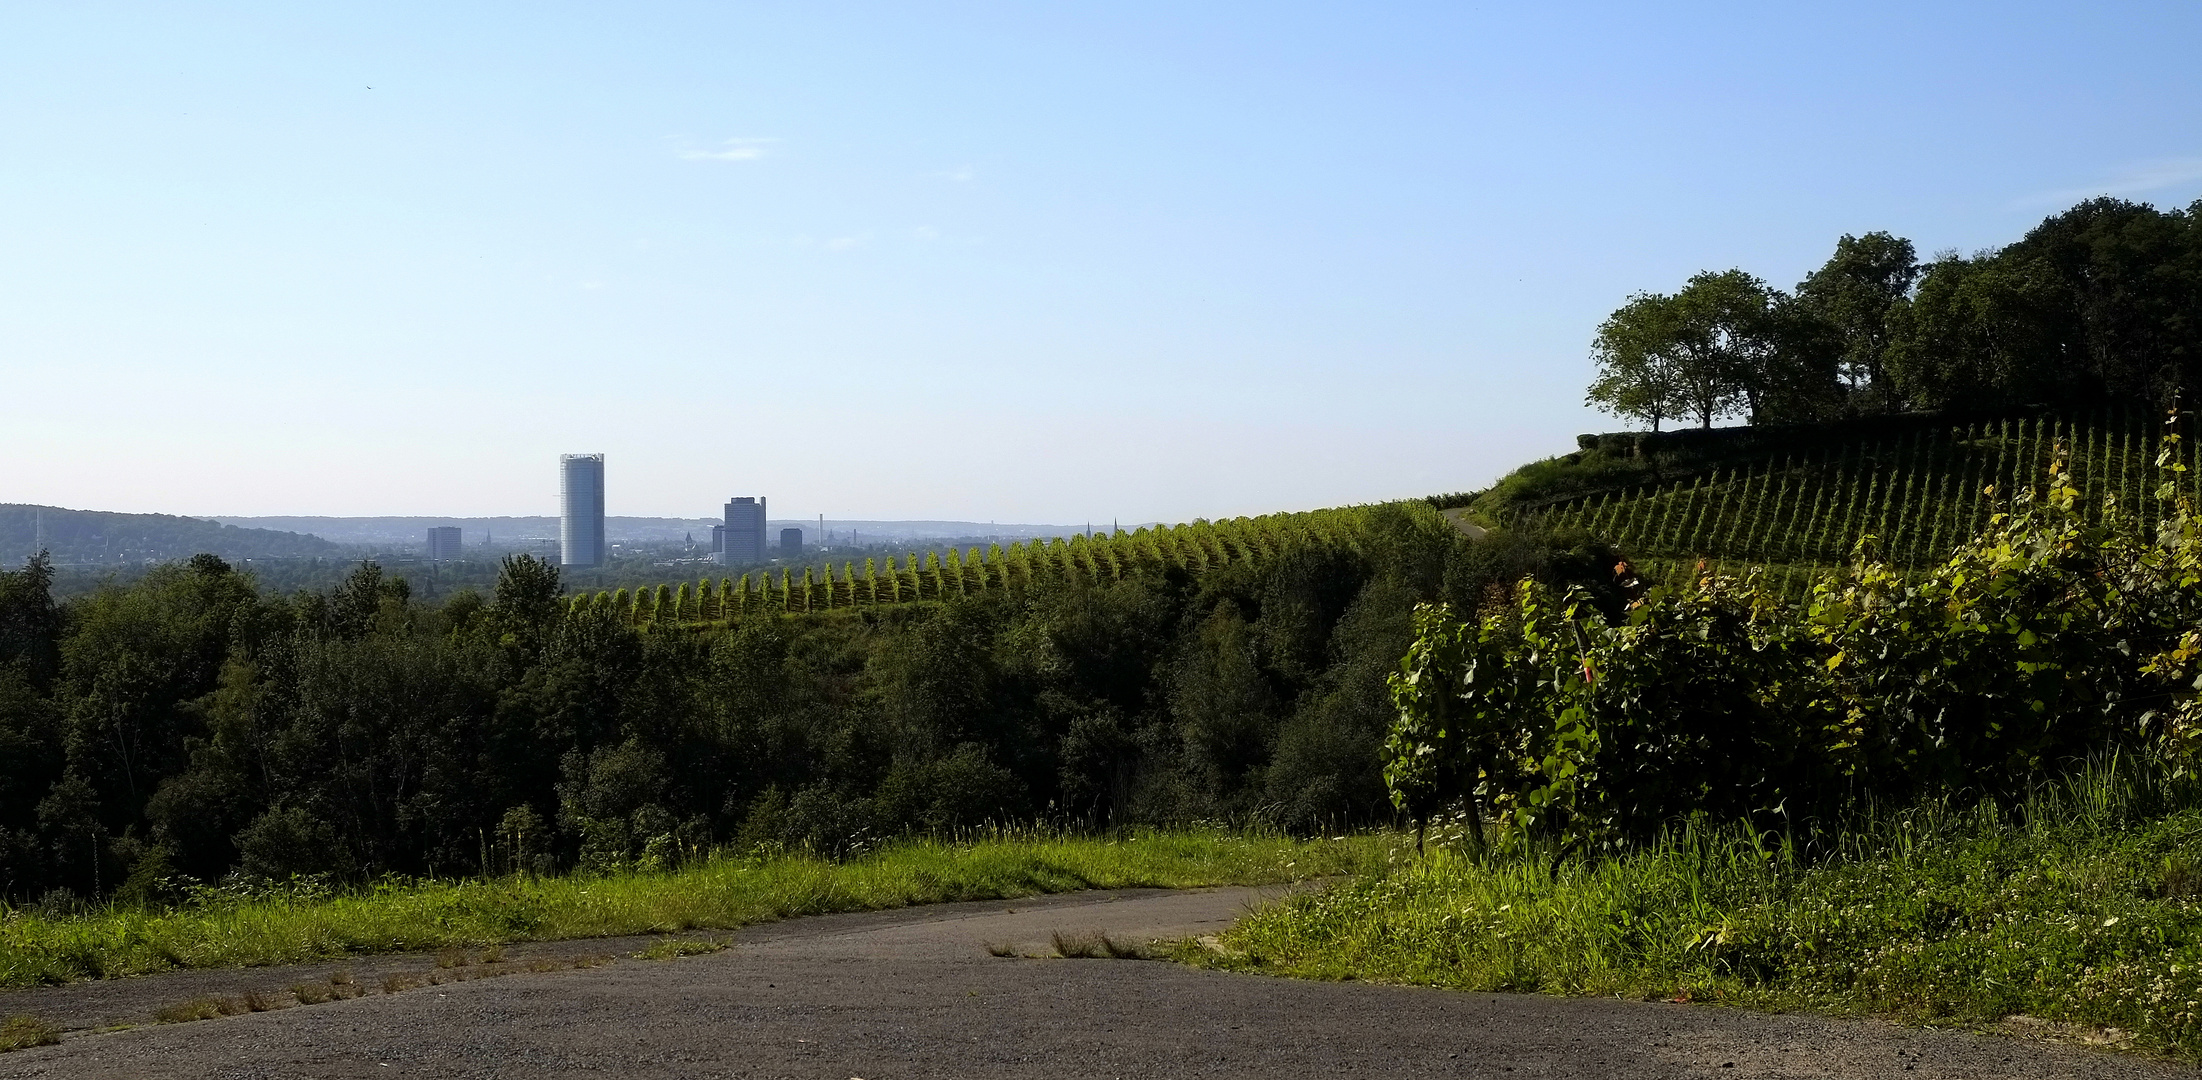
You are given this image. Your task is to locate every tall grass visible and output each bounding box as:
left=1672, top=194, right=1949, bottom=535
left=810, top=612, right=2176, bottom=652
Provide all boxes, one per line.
left=1212, top=763, right=2202, bottom=1058
left=0, top=830, right=1382, bottom=989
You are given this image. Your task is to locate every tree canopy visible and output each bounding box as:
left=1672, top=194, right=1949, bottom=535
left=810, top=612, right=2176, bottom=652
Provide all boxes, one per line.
left=1587, top=198, right=2202, bottom=428
left=1586, top=291, right=1689, bottom=431
left=1586, top=269, right=1826, bottom=429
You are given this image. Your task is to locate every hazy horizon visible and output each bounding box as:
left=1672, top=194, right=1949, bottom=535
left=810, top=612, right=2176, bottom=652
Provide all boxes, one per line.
left=7, top=3, right=2201, bottom=522
left=212, top=514, right=1110, bottom=546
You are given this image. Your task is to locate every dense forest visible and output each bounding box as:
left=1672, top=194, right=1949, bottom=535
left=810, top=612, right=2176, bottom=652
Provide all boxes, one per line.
left=0, top=504, right=1599, bottom=904
left=1587, top=197, right=2202, bottom=429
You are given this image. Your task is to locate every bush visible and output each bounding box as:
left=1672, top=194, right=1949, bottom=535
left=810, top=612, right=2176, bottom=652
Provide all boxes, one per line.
left=782, top=784, right=877, bottom=857
left=113, top=843, right=184, bottom=909
left=236, top=807, right=353, bottom=880
left=875, top=744, right=1024, bottom=834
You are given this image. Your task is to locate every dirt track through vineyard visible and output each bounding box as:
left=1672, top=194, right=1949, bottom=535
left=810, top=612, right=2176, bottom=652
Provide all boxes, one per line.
left=0, top=885, right=2185, bottom=1079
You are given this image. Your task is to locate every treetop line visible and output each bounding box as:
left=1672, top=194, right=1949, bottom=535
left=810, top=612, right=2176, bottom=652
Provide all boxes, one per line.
left=1586, top=197, right=2202, bottom=431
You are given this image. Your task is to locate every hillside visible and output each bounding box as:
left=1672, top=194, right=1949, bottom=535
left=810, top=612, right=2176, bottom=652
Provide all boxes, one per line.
left=1468, top=408, right=2174, bottom=590
left=1, top=504, right=344, bottom=567
left=559, top=504, right=1406, bottom=622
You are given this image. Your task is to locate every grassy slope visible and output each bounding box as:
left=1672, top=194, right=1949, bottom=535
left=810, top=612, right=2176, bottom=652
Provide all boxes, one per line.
left=0, top=831, right=1382, bottom=989
left=1195, top=770, right=2202, bottom=1060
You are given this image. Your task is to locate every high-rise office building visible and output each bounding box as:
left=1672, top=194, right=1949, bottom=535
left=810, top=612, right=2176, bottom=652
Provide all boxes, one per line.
left=780, top=527, right=803, bottom=555
left=560, top=454, right=606, bottom=568
left=720, top=496, right=766, bottom=565
left=426, top=526, right=463, bottom=561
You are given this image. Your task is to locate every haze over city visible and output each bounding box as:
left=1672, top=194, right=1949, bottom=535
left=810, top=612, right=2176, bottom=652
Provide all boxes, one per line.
left=6, top=2, right=2201, bottom=525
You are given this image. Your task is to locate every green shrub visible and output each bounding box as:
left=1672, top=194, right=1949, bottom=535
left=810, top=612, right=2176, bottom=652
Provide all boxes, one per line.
left=237, top=807, right=354, bottom=880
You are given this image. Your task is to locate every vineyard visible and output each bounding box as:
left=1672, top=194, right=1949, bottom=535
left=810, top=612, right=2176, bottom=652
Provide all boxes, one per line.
left=570, top=506, right=1392, bottom=625
left=1505, top=410, right=2179, bottom=590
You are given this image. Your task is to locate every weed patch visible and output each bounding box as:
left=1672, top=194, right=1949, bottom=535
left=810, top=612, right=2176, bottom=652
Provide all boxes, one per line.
left=1050, top=931, right=1146, bottom=959
left=0, top=1016, right=58, bottom=1052
left=154, top=998, right=225, bottom=1024
left=633, top=937, right=726, bottom=961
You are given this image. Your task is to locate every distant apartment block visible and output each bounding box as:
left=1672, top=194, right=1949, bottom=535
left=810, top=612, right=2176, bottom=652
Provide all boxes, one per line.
left=780, top=527, right=803, bottom=555
left=720, top=497, right=766, bottom=565
left=710, top=524, right=726, bottom=553
left=426, top=526, right=463, bottom=561
left=560, top=454, right=606, bottom=568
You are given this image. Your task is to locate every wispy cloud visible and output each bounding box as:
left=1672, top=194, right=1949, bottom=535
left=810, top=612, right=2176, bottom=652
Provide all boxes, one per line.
left=677, top=137, right=780, bottom=162
left=927, top=166, right=976, bottom=182
left=912, top=225, right=940, bottom=241
left=2010, top=157, right=2202, bottom=208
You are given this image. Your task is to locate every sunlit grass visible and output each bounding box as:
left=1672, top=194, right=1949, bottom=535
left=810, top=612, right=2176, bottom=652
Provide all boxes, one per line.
left=1204, top=766, right=2202, bottom=1059
left=0, top=829, right=1383, bottom=988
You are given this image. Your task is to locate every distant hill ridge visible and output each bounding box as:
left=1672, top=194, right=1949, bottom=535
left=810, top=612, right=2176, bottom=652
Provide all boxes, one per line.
left=0, top=504, right=1116, bottom=570
left=1, top=504, right=341, bottom=567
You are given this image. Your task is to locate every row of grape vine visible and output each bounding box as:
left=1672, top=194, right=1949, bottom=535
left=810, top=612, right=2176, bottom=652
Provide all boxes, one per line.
left=574, top=507, right=1382, bottom=625
left=1511, top=411, right=2179, bottom=589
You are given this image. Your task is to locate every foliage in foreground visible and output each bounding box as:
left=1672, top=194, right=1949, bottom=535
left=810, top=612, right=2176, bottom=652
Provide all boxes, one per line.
left=0, top=831, right=1381, bottom=988
left=1207, top=766, right=2202, bottom=1059
left=1388, top=424, right=2202, bottom=859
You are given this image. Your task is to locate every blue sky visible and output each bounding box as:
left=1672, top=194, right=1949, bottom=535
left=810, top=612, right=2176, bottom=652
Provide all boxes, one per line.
left=5, top=2, right=2200, bottom=523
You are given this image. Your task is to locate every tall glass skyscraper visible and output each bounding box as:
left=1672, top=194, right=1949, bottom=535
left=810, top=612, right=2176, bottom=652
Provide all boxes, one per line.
left=560, top=454, right=606, bottom=568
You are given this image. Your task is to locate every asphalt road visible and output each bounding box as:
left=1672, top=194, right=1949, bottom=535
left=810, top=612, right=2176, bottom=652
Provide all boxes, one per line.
left=1440, top=507, right=1489, bottom=540
left=0, top=885, right=2185, bottom=1079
